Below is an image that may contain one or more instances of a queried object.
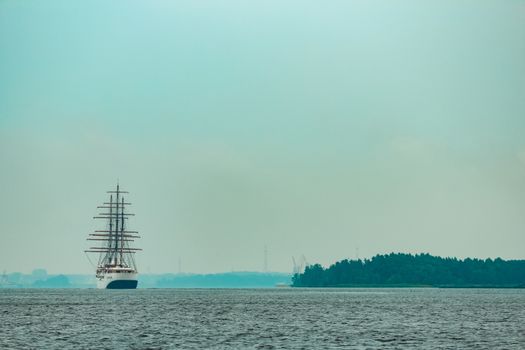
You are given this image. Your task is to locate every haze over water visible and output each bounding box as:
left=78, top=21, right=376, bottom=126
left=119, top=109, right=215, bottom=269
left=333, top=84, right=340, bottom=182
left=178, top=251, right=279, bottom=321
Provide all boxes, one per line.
left=1, top=0, right=525, bottom=274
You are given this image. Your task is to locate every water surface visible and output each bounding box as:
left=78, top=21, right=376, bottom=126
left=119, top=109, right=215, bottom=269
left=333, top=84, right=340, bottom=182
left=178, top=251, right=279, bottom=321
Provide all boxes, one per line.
left=1, top=288, right=524, bottom=349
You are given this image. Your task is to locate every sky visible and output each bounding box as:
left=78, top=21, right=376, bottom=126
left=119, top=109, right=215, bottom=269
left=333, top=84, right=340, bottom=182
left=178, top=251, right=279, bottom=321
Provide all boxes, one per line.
left=1, top=0, right=524, bottom=274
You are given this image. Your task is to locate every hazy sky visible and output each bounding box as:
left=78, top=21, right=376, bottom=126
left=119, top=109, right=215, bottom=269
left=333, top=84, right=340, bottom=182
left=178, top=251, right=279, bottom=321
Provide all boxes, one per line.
left=1, top=0, right=524, bottom=274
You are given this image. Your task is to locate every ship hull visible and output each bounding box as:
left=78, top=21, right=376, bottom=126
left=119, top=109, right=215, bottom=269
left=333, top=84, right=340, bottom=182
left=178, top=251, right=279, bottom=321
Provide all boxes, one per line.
left=106, top=279, right=138, bottom=289
left=97, top=272, right=138, bottom=289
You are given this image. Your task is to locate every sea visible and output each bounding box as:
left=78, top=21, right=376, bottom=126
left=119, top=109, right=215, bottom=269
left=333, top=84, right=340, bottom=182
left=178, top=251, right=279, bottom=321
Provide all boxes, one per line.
left=1, top=288, right=524, bottom=349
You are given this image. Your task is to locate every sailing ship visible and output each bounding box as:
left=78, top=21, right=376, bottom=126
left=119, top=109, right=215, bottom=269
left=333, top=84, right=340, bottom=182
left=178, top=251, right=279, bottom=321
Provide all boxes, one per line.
left=85, top=184, right=141, bottom=289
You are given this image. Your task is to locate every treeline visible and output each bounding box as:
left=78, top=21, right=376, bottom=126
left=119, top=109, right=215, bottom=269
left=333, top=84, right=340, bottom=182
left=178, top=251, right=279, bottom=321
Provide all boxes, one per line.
left=292, top=253, right=525, bottom=287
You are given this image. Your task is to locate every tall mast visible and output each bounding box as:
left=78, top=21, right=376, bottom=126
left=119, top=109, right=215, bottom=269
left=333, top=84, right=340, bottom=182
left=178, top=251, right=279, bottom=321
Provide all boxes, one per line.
left=85, top=183, right=141, bottom=269
left=120, top=196, right=125, bottom=265
left=109, top=195, right=113, bottom=265
left=115, top=184, right=119, bottom=265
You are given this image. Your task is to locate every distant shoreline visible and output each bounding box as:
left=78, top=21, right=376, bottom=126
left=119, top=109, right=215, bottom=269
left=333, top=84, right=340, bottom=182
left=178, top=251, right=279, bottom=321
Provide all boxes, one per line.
left=292, top=253, right=525, bottom=288
left=2, top=285, right=525, bottom=290
left=291, top=284, right=525, bottom=289
left=0, top=271, right=292, bottom=289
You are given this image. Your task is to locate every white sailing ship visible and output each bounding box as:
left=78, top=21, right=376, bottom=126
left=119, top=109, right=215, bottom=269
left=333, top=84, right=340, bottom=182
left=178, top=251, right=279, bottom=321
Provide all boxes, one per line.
left=85, top=184, right=141, bottom=289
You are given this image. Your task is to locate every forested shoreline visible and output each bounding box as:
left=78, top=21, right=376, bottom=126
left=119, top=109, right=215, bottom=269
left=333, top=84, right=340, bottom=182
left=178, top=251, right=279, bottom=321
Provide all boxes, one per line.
left=292, top=253, right=525, bottom=288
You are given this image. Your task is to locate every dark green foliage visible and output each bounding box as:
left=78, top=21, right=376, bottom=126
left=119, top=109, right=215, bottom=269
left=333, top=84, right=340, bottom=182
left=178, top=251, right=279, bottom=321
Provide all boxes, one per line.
left=292, top=253, right=525, bottom=288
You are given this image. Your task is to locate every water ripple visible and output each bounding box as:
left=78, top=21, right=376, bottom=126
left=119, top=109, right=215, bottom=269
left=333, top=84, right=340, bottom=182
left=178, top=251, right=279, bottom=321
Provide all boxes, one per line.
left=0, top=288, right=524, bottom=349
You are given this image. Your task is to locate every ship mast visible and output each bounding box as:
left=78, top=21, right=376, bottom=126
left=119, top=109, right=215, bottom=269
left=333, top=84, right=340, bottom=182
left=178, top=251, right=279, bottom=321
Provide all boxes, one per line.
left=85, top=184, right=141, bottom=270
left=120, top=196, right=125, bottom=265
left=109, top=194, right=114, bottom=264
left=115, top=184, right=120, bottom=264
